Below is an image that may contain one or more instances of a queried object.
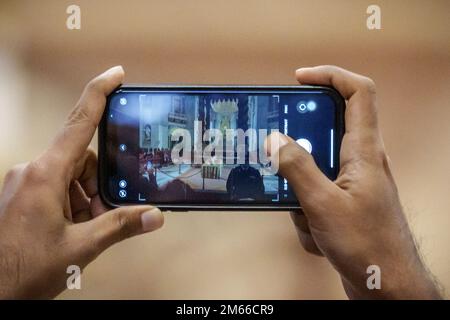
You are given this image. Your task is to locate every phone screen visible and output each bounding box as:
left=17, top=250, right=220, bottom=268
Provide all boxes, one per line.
left=100, top=86, right=344, bottom=209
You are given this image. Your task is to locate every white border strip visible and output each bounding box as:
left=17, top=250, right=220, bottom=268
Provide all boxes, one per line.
left=330, top=129, right=334, bottom=168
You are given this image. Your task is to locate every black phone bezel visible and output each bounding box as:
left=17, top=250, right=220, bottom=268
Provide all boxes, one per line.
left=98, top=85, right=345, bottom=211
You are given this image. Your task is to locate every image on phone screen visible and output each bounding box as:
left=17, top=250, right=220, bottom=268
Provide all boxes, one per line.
left=99, top=86, right=344, bottom=209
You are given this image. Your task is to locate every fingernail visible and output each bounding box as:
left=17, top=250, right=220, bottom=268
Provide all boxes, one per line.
left=141, top=208, right=163, bottom=232
left=296, top=67, right=313, bottom=74
left=106, top=65, right=124, bottom=75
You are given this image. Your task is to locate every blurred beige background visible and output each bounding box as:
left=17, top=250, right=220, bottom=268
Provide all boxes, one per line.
left=0, top=0, right=449, bottom=299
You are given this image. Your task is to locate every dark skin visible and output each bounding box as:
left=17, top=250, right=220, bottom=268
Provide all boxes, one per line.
left=0, top=65, right=442, bottom=299
left=266, top=66, right=441, bottom=299
left=0, top=66, right=164, bottom=299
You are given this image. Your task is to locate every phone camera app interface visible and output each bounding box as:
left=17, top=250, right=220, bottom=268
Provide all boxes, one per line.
left=106, top=89, right=338, bottom=206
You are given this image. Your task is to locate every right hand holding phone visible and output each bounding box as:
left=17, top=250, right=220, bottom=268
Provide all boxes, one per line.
left=266, top=65, right=441, bottom=299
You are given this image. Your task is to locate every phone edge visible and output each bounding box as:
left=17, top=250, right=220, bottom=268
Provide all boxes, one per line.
left=98, top=84, right=345, bottom=211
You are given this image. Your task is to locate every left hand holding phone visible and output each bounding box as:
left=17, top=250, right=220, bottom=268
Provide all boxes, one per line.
left=0, top=66, right=164, bottom=299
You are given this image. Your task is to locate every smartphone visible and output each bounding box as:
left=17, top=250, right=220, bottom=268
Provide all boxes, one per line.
left=98, top=85, right=345, bottom=210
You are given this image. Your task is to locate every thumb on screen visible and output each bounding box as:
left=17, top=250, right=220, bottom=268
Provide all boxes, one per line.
left=264, top=132, right=334, bottom=207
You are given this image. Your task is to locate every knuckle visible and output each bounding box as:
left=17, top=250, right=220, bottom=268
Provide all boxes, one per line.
left=64, top=108, right=97, bottom=140
left=23, top=159, right=49, bottom=183
left=359, top=76, right=377, bottom=95
left=86, top=76, right=106, bottom=94
left=5, top=163, right=27, bottom=181
left=371, top=143, right=387, bottom=160
left=45, top=152, right=67, bottom=168
left=86, top=77, right=102, bottom=91
left=364, top=145, right=389, bottom=169
left=112, top=212, right=135, bottom=241
left=323, top=64, right=340, bottom=73
left=317, top=65, right=340, bottom=77
left=66, top=105, right=92, bottom=127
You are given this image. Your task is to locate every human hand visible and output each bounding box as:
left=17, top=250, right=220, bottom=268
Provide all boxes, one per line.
left=266, top=66, right=441, bottom=299
left=0, top=66, right=164, bottom=299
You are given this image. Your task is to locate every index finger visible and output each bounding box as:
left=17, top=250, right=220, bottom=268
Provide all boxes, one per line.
left=47, top=66, right=124, bottom=169
left=296, top=65, right=378, bottom=135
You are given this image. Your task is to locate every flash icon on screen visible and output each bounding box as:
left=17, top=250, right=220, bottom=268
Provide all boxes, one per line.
left=118, top=190, right=127, bottom=198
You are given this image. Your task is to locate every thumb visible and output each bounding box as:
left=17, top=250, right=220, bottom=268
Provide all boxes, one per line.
left=265, top=132, right=335, bottom=208
left=71, top=206, right=164, bottom=262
